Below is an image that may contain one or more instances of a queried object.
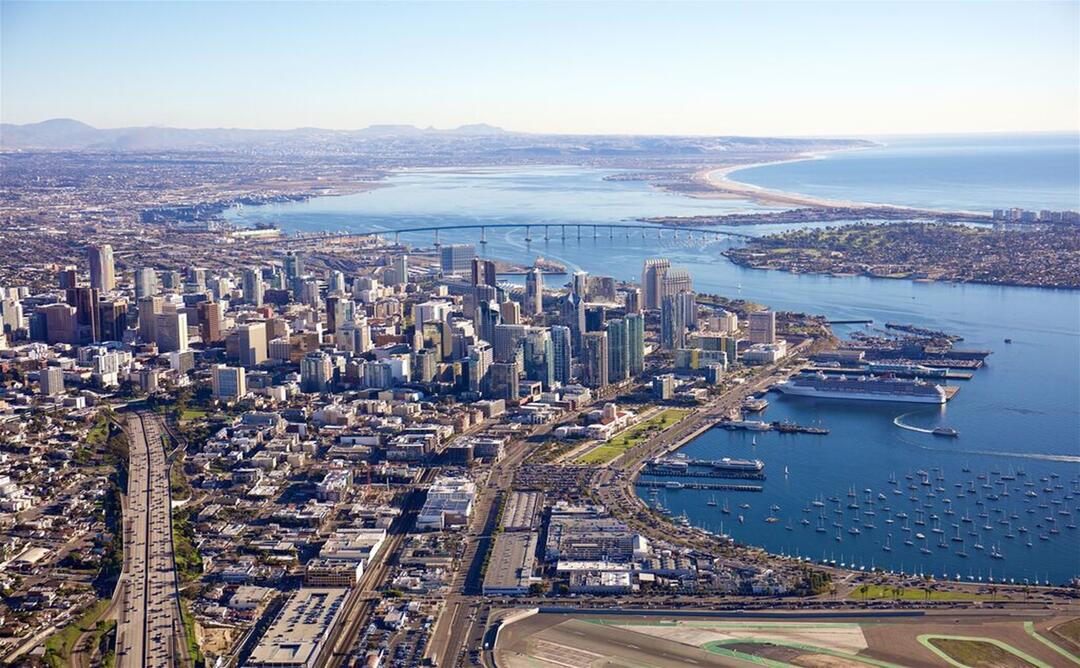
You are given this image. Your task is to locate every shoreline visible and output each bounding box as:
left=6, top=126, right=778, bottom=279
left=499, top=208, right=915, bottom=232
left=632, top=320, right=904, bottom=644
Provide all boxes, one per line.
left=691, top=149, right=992, bottom=218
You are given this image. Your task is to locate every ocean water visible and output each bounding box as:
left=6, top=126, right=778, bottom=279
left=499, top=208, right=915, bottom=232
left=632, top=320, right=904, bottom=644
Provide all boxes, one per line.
left=225, top=145, right=1080, bottom=584
left=728, top=133, right=1080, bottom=212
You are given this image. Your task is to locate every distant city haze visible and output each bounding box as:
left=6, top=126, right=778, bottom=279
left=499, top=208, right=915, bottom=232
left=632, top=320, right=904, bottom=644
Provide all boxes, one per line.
left=1, top=1, right=1077, bottom=136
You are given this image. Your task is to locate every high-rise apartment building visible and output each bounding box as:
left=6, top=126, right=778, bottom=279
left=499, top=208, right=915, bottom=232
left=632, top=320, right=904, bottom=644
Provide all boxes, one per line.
left=626, top=313, right=645, bottom=376
left=551, top=325, right=573, bottom=386
left=155, top=310, right=188, bottom=353
left=300, top=350, right=333, bottom=392
left=40, top=367, right=64, bottom=396
left=749, top=310, right=777, bottom=344
left=523, top=328, right=554, bottom=389
left=581, top=331, right=609, bottom=389
left=243, top=268, right=264, bottom=306
left=606, top=318, right=629, bottom=383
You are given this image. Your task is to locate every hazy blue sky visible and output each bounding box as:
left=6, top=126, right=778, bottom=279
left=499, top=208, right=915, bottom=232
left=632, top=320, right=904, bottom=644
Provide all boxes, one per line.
left=2, top=1, right=1077, bottom=136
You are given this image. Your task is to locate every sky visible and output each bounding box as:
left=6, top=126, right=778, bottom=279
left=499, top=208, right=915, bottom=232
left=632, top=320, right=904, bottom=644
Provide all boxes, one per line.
left=1, top=1, right=1078, bottom=137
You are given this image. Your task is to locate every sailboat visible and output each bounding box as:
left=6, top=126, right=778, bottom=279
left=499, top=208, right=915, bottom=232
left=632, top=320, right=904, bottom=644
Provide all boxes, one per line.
left=706, top=494, right=717, bottom=507
left=883, top=535, right=892, bottom=552
left=721, top=499, right=731, bottom=514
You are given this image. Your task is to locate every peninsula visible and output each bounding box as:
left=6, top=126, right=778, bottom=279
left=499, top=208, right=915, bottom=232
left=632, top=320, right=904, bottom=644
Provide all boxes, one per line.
left=724, top=221, right=1080, bottom=289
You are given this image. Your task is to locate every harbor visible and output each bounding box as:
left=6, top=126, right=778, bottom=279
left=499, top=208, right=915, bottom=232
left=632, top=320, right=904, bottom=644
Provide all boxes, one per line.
left=636, top=481, right=764, bottom=492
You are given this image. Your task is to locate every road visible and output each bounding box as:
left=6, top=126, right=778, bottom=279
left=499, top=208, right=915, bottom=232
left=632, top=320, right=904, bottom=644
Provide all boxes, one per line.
left=115, top=411, right=189, bottom=668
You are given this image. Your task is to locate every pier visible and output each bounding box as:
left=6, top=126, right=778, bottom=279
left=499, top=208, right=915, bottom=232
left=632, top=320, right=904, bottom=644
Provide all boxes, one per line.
left=636, top=481, right=763, bottom=492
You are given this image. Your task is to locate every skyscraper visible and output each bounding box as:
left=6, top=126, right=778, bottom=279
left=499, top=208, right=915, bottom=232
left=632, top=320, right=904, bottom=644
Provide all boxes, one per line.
left=243, top=268, right=264, bottom=306
left=606, top=318, right=629, bottom=383
left=623, top=287, right=641, bottom=315
left=440, top=244, right=475, bottom=275
left=499, top=300, right=520, bottom=325
left=551, top=325, right=573, bottom=386
left=386, top=254, right=409, bottom=285
left=477, top=300, right=501, bottom=344
left=471, top=257, right=497, bottom=287
left=582, top=331, right=609, bottom=389
left=69, top=286, right=100, bottom=343
left=661, top=291, right=691, bottom=350
left=572, top=271, right=589, bottom=299
left=749, top=310, right=777, bottom=344
left=135, top=267, right=157, bottom=300
left=523, top=328, right=554, bottom=390
left=57, top=266, right=78, bottom=290
left=641, top=258, right=670, bottom=310
left=524, top=266, right=543, bottom=316
left=98, top=298, right=128, bottom=342
left=283, top=251, right=304, bottom=282
left=626, top=313, right=645, bottom=376
left=238, top=321, right=267, bottom=366
left=489, top=361, right=520, bottom=401
left=197, top=300, right=224, bottom=343
left=155, top=310, right=188, bottom=353
left=493, top=324, right=528, bottom=363
left=662, top=267, right=693, bottom=300
left=468, top=341, right=493, bottom=394
left=88, top=244, right=116, bottom=292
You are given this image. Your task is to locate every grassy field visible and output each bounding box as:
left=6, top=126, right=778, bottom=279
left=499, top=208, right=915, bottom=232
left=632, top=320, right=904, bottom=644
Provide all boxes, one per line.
left=44, top=598, right=111, bottom=667
left=849, top=584, right=992, bottom=601
left=576, top=409, right=691, bottom=465
left=927, top=638, right=1038, bottom=668
left=179, top=408, right=208, bottom=421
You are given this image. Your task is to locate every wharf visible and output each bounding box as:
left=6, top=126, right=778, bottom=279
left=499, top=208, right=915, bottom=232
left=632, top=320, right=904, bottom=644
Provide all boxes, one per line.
left=805, top=366, right=974, bottom=380
left=636, top=481, right=763, bottom=492
left=943, top=386, right=960, bottom=400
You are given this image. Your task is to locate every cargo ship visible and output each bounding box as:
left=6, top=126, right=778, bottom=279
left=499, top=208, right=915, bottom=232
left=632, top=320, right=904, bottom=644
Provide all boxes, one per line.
left=775, top=372, right=947, bottom=404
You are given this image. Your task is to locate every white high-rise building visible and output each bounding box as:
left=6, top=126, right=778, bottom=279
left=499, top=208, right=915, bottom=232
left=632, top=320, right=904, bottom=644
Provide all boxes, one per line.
left=40, top=367, right=64, bottom=396
left=238, top=321, right=268, bottom=366
left=641, top=258, right=670, bottom=310
left=135, top=268, right=157, bottom=300
left=155, top=310, right=188, bottom=353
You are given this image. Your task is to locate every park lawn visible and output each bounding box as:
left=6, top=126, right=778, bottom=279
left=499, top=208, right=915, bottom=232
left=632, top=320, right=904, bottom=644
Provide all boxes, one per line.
left=44, top=598, right=111, bottom=667
left=179, top=408, right=208, bottom=421
left=577, top=409, right=691, bottom=465
left=850, top=584, right=991, bottom=602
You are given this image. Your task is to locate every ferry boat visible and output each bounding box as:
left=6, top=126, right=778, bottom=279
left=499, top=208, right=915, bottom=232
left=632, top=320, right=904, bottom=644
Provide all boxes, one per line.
left=721, top=419, right=773, bottom=431
left=711, top=457, right=765, bottom=473
left=775, top=372, right=947, bottom=404
left=741, top=396, right=769, bottom=412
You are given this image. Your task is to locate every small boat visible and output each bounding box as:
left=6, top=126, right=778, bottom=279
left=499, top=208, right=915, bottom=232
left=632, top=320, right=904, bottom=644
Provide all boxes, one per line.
left=1004, top=338, right=1012, bottom=344
left=706, top=495, right=718, bottom=507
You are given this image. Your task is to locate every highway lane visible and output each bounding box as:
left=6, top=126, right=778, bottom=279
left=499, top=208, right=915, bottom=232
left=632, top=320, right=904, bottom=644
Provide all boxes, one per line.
left=116, top=412, right=188, bottom=668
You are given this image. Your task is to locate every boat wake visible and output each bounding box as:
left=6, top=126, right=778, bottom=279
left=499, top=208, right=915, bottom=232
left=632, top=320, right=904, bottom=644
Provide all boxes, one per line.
left=893, top=412, right=935, bottom=434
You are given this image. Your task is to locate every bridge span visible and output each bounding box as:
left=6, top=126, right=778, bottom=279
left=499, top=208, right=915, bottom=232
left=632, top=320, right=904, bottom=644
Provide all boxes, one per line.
left=251, top=222, right=754, bottom=248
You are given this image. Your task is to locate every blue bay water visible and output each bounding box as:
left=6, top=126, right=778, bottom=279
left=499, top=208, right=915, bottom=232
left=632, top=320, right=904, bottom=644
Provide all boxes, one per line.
left=728, top=133, right=1080, bottom=212
left=225, top=143, right=1080, bottom=584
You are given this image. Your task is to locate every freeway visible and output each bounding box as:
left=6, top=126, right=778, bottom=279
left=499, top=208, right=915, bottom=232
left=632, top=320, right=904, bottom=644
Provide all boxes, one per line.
left=115, top=412, right=189, bottom=668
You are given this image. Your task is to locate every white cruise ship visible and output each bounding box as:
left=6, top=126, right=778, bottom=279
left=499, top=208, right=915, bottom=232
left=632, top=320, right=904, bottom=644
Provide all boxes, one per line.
left=776, top=372, right=947, bottom=404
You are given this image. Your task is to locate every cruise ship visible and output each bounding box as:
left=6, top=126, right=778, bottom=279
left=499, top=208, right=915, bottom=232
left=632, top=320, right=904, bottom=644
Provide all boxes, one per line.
left=775, top=372, right=947, bottom=404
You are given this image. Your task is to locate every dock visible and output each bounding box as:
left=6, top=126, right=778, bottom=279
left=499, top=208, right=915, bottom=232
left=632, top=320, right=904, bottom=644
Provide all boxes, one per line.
left=636, top=481, right=763, bottom=492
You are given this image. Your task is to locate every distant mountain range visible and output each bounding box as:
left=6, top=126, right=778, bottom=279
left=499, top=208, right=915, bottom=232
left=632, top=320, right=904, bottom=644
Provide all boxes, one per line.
left=0, top=118, right=871, bottom=155
left=0, top=118, right=516, bottom=150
